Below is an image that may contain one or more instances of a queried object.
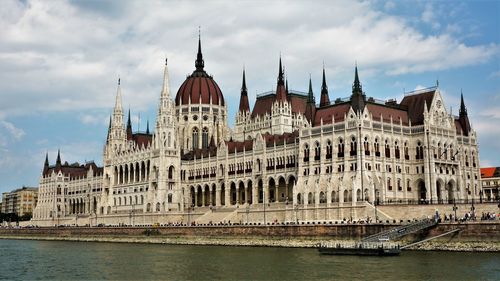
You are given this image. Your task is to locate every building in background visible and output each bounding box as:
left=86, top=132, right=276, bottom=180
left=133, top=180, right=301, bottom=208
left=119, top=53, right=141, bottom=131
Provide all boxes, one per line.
left=1, top=187, right=38, bottom=216
left=480, top=167, right=500, bottom=202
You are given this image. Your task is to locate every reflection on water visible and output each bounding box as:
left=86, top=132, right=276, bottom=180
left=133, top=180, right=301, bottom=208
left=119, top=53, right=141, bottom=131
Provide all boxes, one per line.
left=0, top=239, right=498, bottom=280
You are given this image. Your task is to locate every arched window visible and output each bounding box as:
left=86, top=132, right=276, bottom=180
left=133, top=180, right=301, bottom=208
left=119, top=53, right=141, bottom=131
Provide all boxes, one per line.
left=404, top=142, right=409, bottom=160
left=387, top=178, right=392, bottom=191
left=167, top=133, right=171, bottom=147
left=202, top=127, right=209, bottom=149
left=364, top=137, right=370, bottom=156
left=395, top=141, right=400, bottom=159
left=314, top=142, right=321, bottom=161
left=350, top=137, right=357, bottom=156
left=326, top=140, right=332, bottom=159
left=385, top=139, right=391, bottom=158
left=303, top=144, right=310, bottom=162
left=192, top=127, right=199, bottom=149
left=338, top=138, right=344, bottom=157
left=374, top=138, right=380, bottom=157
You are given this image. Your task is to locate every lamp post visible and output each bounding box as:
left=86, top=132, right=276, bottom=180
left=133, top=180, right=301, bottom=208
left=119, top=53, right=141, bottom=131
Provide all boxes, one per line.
left=453, top=200, right=458, bottom=222
left=375, top=189, right=379, bottom=223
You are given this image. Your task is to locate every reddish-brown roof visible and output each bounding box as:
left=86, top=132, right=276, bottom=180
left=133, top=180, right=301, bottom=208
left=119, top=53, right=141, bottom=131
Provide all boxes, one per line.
left=400, top=90, right=435, bottom=125
left=43, top=162, right=103, bottom=179
left=263, top=131, right=299, bottom=147
left=288, top=95, right=308, bottom=115
left=251, top=94, right=275, bottom=118
left=454, top=119, right=464, bottom=135
left=314, top=103, right=351, bottom=126
left=132, top=133, right=152, bottom=148
left=366, top=103, right=409, bottom=125
left=226, top=139, right=254, bottom=154
left=175, top=74, right=224, bottom=106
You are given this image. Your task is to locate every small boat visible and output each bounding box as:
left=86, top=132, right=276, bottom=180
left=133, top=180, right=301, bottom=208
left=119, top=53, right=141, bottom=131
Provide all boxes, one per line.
left=318, top=242, right=401, bottom=256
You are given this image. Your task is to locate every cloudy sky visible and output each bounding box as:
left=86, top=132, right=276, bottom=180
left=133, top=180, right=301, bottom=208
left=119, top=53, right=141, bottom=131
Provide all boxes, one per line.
left=0, top=0, right=498, bottom=194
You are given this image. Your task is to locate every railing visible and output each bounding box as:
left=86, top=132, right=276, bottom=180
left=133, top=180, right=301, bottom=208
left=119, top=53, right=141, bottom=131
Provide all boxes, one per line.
left=361, top=218, right=437, bottom=242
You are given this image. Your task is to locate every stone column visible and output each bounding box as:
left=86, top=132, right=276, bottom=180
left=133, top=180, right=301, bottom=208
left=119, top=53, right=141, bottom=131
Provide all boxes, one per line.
left=216, top=186, right=221, bottom=207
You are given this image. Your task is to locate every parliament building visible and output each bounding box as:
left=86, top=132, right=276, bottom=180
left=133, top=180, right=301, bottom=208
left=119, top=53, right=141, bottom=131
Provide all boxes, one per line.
left=33, top=37, right=481, bottom=226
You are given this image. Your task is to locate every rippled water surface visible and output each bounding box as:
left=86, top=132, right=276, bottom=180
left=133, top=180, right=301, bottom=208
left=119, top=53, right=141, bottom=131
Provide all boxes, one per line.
left=0, top=239, right=498, bottom=280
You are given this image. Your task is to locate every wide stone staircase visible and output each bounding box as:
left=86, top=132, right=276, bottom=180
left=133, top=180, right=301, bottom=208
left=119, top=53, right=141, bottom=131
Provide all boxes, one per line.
left=361, top=218, right=438, bottom=242
left=195, top=208, right=238, bottom=224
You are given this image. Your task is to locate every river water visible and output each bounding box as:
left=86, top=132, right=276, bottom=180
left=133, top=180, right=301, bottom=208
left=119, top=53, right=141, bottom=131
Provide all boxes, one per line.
left=0, top=239, right=498, bottom=280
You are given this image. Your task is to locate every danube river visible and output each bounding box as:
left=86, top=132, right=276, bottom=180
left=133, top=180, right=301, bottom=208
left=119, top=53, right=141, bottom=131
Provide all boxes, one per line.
left=0, top=239, right=498, bottom=280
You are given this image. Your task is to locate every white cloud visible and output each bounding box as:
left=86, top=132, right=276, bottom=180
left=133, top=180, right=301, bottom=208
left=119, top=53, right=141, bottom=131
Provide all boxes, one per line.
left=0, top=0, right=497, bottom=121
left=0, top=120, right=25, bottom=140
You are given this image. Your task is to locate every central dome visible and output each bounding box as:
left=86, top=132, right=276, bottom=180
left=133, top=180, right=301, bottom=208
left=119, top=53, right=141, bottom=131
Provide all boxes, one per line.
left=175, top=38, right=225, bottom=106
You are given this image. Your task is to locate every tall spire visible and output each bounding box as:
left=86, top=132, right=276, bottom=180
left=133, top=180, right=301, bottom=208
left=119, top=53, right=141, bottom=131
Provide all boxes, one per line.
left=126, top=109, right=133, bottom=140
left=146, top=119, right=150, bottom=135
left=307, top=75, right=315, bottom=104
left=56, top=149, right=61, bottom=167
left=285, top=76, right=289, bottom=94
left=195, top=28, right=204, bottom=71
left=44, top=152, right=49, bottom=167
left=238, top=68, right=250, bottom=112
left=352, top=64, right=362, bottom=94
left=114, top=77, right=123, bottom=112
left=278, top=56, right=284, bottom=85
left=161, top=57, right=170, bottom=97
left=106, top=115, right=112, bottom=143
left=275, top=56, right=287, bottom=102
left=320, top=66, right=330, bottom=107
left=351, top=64, right=366, bottom=113
left=459, top=89, right=467, bottom=117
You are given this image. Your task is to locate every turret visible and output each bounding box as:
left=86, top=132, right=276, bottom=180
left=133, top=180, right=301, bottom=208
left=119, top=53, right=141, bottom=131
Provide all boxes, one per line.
left=56, top=149, right=61, bottom=168
left=275, top=56, right=287, bottom=102
left=43, top=152, right=49, bottom=174
left=458, top=90, right=471, bottom=136
left=350, top=65, right=366, bottom=113
left=238, top=68, right=250, bottom=113
left=126, top=109, right=133, bottom=140
left=320, top=66, right=330, bottom=107
left=305, top=76, right=316, bottom=123
left=195, top=32, right=204, bottom=72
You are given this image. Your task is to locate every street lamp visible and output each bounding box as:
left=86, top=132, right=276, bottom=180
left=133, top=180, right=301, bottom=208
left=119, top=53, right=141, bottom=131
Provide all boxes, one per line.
left=375, top=189, right=379, bottom=223
left=453, top=200, right=458, bottom=222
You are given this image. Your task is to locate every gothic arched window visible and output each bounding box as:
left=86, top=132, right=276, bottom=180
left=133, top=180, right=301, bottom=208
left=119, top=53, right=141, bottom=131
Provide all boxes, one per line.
left=192, top=127, right=199, bottom=149
left=202, top=127, right=209, bottom=149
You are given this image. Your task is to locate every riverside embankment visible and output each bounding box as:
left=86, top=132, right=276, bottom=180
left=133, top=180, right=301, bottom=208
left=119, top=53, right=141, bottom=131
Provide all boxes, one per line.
left=1, top=221, right=498, bottom=252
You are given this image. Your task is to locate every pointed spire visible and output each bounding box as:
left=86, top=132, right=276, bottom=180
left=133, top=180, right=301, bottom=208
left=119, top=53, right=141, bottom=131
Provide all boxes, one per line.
left=275, top=56, right=287, bottom=102
left=320, top=66, right=330, bottom=107
left=307, top=75, right=315, bottom=104
left=126, top=109, right=133, bottom=140
left=106, top=115, right=112, bottom=143
left=161, top=57, right=170, bottom=97
left=195, top=28, right=204, bottom=71
left=146, top=119, right=150, bottom=135
left=351, top=64, right=366, bottom=113
left=56, top=149, right=61, bottom=167
left=44, top=152, right=49, bottom=167
left=353, top=64, right=362, bottom=94
left=285, top=77, right=289, bottom=94
left=114, top=77, right=123, bottom=111
left=459, top=89, right=467, bottom=117
left=278, top=55, right=284, bottom=85
left=238, top=68, right=250, bottom=113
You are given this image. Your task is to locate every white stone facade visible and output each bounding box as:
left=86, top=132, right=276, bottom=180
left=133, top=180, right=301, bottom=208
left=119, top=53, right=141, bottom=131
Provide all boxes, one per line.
left=33, top=42, right=481, bottom=225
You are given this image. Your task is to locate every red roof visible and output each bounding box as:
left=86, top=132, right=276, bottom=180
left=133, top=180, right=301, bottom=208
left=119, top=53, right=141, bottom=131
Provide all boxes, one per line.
left=314, top=103, right=351, bottom=125
left=263, top=131, right=299, bottom=147
left=175, top=74, right=224, bottom=106
left=400, top=90, right=435, bottom=125
left=132, top=133, right=152, bottom=148
left=251, top=94, right=275, bottom=118
left=226, top=139, right=254, bottom=154
left=43, top=162, right=103, bottom=179
left=480, top=167, right=497, bottom=178
left=366, top=103, right=409, bottom=125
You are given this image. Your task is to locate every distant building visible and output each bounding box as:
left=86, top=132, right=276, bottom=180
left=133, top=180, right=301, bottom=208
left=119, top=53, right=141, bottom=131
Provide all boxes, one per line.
left=1, top=187, right=38, bottom=216
left=480, top=167, right=500, bottom=202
